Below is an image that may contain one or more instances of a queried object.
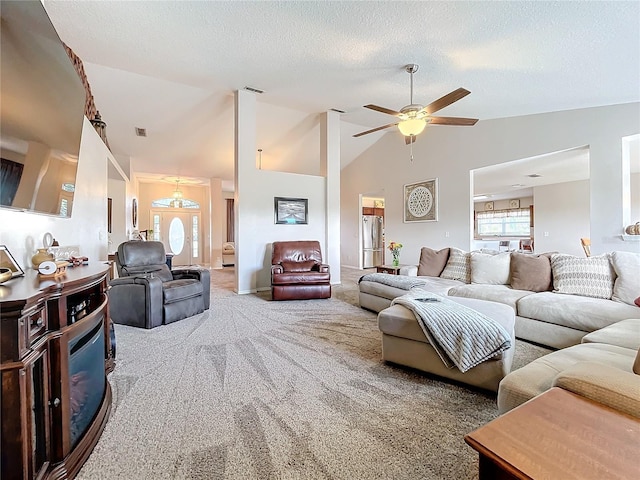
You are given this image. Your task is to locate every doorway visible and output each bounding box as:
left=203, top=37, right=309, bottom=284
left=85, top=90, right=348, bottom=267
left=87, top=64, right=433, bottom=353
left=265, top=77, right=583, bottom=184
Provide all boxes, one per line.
left=150, top=210, right=201, bottom=266
left=360, top=195, right=385, bottom=268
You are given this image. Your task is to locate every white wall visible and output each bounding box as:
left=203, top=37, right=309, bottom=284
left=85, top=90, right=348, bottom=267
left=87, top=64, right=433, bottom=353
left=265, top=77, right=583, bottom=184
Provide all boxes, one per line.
left=631, top=172, right=640, bottom=222
left=0, top=118, right=112, bottom=269
left=341, top=103, right=640, bottom=266
left=107, top=178, right=128, bottom=252
left=533, top=180, right=590, bottom=256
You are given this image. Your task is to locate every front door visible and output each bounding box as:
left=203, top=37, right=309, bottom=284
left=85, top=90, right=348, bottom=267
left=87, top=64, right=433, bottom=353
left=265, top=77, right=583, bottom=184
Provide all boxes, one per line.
left=151, top=211, right=201, bottom=266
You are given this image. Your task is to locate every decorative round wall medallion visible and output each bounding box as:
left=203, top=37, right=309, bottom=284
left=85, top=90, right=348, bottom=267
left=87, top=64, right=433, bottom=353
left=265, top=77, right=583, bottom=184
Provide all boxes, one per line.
left=407, top=186, right=433, bottom=217
left=404, top=178, right=438, bottom=223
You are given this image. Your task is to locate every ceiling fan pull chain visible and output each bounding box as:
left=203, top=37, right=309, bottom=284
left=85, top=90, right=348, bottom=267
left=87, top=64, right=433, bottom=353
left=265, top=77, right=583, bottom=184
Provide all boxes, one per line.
left=410, top=137, right=414, bottom=162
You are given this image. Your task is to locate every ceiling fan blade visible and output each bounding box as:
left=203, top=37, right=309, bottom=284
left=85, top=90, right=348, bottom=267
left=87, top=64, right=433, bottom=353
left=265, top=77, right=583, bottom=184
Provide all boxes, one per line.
left=428, top=116, right=478, bottom=126
left=424, top=88, right=471, bottom=115
left=364, top=104, right=402, bottom=116
left=353, top=122, right=399, bottom=137
left=405, top=135, right=416, bottom=145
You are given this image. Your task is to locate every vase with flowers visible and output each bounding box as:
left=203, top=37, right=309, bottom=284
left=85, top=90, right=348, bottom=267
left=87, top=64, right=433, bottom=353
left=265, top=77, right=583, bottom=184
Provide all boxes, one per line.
left=388, top=241, right=403, bottom=267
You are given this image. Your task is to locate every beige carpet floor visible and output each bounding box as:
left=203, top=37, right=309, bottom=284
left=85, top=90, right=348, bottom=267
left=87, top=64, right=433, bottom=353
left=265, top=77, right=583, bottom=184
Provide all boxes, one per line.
left=78, top=267, right=551, bottom=480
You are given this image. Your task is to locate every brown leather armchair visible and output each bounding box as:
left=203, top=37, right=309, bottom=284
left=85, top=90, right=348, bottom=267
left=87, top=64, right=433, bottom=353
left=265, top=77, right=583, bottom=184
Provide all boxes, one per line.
left=271, top=240, right=331, bottom=300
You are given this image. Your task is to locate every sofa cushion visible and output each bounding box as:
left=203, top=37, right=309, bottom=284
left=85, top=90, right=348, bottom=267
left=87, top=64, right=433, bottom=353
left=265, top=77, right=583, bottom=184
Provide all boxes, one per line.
left=470, top=252, right=511, bottom=284
left=516, top=291, right=640, bottom=332
left=581, top=318, right=640, bottom=350
left=551, top=253, right=615, bottom=300
left=440, top=248, right=471, bottom=283
left=510, top=252, right=553, bottom=292
left=281, top=260, right=316, bottom=272
left=610, top=251, right=640, bottom=306
left=497, top=343, right=636, bottom=414
left=359, top=276, right=464, bottom=301
left=448, top=284, right=533, bottom=311
left=378, top=297, right=515, bottom=359
left=417, top=247, right=450, bottom=277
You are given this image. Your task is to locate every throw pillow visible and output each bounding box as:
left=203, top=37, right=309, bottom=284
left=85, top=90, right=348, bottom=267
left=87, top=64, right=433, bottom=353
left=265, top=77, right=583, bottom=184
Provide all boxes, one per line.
left=417, top=247, right=450, bottom=277
left=551, top=253, right=615, bottom=300
left=440, top=248, right=471, bottom=283
left=636, top=297, right=640, bottom=308
left=510, top=252, right=553, bottom=292
left=470, top=252, right=511, bottom=285
left=281, top=260, right=316, bottom=272
left=610, top=251, right=640, bottom=306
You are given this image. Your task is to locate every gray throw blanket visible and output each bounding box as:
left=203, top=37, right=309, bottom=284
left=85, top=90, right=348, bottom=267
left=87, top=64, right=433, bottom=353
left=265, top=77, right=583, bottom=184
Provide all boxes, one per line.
left=358, top=273, right=426, bottom=290
left=391, top=290, right=511, bottom=373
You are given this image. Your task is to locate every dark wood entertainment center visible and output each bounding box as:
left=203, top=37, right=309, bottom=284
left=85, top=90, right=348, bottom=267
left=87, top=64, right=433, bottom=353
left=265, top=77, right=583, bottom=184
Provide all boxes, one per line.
left=1, top=264, right=113, bottom=479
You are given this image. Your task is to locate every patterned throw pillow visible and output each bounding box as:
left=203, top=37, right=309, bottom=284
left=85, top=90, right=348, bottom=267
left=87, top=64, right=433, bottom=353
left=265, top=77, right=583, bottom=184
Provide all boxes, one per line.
left=440, top=248, right=471, bottom=283
left=551, top=253, right=615, bottom=300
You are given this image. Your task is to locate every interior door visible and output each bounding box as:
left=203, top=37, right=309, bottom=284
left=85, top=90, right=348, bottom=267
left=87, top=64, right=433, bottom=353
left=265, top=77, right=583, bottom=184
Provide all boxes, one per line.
left=155, top=211, right=201, bottom=266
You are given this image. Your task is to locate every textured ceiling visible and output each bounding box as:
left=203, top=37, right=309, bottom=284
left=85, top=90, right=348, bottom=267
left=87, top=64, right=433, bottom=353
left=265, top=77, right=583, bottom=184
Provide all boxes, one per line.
left=42, top=1, right=640, bottom=189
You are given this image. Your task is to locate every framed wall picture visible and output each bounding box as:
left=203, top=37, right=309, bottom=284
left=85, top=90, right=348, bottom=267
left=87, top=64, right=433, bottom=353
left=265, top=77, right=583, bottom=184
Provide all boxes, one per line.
left=509, top=199, right=520, bottom=209
left=0, top=244, right=24, bottom=277
left=274, top=197, right=308, bottom=225
left=404, top=178, right=438, bottom=222
left=484, top=201, right=494, bottom=211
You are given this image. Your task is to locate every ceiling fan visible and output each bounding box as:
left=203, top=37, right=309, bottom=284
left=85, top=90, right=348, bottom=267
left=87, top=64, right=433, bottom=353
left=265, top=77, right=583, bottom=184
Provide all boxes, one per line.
left=354, top=64, right=478, bottom=144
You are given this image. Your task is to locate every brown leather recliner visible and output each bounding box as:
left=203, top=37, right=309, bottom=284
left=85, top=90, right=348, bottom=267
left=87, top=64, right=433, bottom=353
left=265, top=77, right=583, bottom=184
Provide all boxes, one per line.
left=271, top=240, right=331, bottom=300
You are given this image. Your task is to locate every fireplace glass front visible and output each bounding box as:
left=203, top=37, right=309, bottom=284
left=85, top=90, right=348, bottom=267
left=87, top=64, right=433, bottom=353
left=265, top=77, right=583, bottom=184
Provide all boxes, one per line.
left=68, top=321, right=106, bottom=447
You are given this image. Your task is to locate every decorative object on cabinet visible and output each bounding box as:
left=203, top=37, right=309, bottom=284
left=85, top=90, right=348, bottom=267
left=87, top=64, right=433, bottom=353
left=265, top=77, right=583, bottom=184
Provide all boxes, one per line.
left=404, top=178, right=438, bottom=222
left=0, top=264, right=113, bottom=480
left=0, top=268, right=12, bottom=284
left=38, top=260, right=70, bottom=278
left=274, top=197, right=308, bottom=225
left=0, top=244, right=24, bottom=278
left=509, top=199, right=520, bottom=208
left=31, top=248, right=54, bottom=269
left=484, top=201, right=494, bottom=211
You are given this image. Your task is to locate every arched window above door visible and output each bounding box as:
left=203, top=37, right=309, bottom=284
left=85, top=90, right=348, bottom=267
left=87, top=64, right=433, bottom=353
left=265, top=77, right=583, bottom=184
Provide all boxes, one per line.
left=151, top=198, right=200, bottom=209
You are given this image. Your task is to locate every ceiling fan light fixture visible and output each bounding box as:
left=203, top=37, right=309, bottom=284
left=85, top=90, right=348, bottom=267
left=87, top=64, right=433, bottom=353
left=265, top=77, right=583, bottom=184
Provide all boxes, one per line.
left=398, top=117, right=426, bottom=136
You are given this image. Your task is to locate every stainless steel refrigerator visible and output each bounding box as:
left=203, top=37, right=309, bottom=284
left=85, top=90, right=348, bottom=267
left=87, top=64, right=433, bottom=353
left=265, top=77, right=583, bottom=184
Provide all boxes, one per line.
left=362, top=215, right=384, bottom=268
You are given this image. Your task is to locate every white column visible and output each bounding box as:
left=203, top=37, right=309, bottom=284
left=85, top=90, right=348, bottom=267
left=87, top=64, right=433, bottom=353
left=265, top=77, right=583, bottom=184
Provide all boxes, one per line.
left=234, top=89, right=258, bottom=293
left=209, top=177, right=223, bottom=268
left=320, top=110, right=341, bottom=284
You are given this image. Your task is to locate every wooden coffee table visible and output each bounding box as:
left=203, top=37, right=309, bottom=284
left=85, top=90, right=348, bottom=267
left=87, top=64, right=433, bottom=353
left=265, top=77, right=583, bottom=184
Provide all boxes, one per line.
left=464, top=387, right=640, bottom=479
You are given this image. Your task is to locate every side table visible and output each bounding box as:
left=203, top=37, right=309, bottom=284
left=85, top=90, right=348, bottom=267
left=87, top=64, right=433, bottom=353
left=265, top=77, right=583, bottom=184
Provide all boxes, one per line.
left=464, top=387, right=640, bottom=479
left=376, top=265, right=403, bottom=275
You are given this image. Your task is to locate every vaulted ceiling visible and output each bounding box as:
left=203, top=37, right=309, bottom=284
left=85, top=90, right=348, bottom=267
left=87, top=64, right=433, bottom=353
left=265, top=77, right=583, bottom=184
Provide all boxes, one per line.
left=42, top=1, right=639, bottom=190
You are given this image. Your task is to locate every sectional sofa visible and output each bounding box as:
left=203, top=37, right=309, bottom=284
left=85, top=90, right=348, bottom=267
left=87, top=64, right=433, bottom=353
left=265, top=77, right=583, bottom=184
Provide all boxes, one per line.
left=359, top=247, right=640, bottom=349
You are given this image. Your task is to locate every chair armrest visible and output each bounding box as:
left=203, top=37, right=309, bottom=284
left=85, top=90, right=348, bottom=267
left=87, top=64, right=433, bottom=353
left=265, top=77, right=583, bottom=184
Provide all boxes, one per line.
left=553, top=362, right=640, bottom=418
left=108, top=276, right=164, bottom=329
left=318, top=263, right=330, bottom=273
left=271, top=265, right=284, bottom=274
left=109, top=275, right=163, bottom=288
left=399, top=265, right=418, bottom=276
